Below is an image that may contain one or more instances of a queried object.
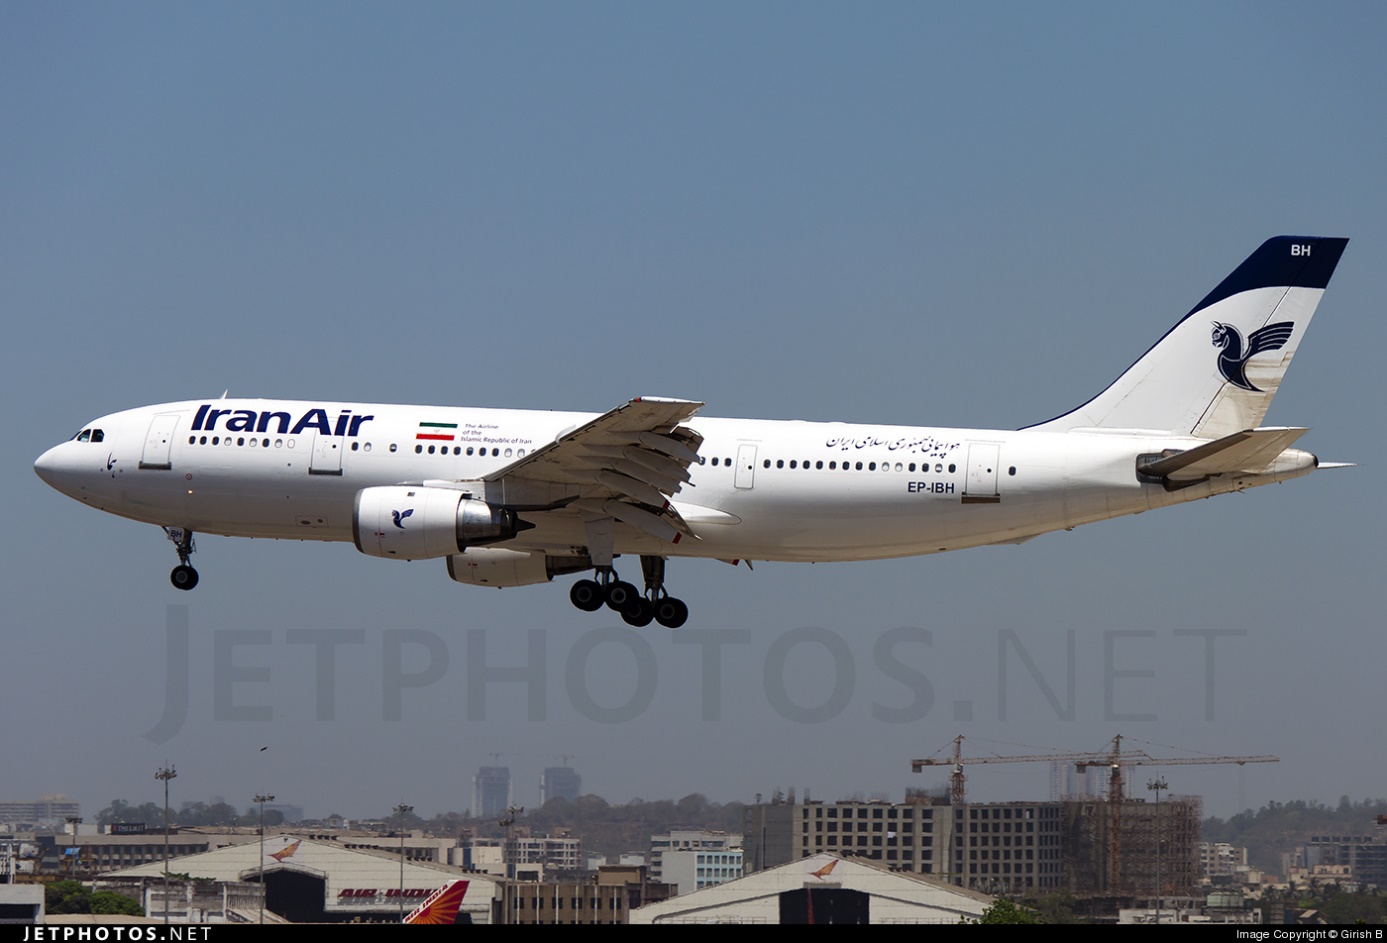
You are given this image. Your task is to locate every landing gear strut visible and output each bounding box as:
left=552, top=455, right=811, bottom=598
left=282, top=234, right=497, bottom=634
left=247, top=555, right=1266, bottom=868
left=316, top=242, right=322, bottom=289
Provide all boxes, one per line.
left=165, top=526, right=199, bottom=591
left=568, top=557, right=687, bottom=628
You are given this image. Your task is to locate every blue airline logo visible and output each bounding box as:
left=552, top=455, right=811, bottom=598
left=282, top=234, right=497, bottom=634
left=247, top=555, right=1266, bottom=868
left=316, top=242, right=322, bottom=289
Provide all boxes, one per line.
left=191, top=404, right=375, bottom=437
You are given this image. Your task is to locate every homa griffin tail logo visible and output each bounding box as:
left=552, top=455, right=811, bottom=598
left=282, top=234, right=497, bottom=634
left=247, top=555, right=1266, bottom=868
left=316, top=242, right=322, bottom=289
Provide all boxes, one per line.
left=1211, top=320, right=1294, bottom=392
left=392, top=509, right=414, bottom=529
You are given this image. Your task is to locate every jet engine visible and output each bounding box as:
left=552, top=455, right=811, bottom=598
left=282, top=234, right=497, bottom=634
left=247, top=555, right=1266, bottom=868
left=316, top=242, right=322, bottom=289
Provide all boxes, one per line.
left=446, top=548, right=590, bottom=588
left=353, top=486, right=526, bottom=560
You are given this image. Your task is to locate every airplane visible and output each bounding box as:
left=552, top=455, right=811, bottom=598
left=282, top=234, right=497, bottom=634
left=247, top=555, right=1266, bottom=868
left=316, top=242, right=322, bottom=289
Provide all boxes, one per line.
left=34, top=235, right=1348, bottom=629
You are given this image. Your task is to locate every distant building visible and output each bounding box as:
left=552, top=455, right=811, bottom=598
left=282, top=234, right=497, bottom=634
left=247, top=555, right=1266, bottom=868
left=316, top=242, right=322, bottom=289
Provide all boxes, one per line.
left=1297, top=823, right=1387, bottom=888
left=649, top=830, right=742, bottom=893
left=1200, top=842, right=1248, bottom=880
left=466, top=831, right=583, bottom=879
left=745, top=793, right=1198, bottom=898
left=502, top=865, right=672, bottom=925
left=473, top=767, right=512, bottom=820
left=540, top=767, right=581, bottom=805
left=0, top=796, right=80, bottom=827
left=746, top=796, right=1062, bottom=895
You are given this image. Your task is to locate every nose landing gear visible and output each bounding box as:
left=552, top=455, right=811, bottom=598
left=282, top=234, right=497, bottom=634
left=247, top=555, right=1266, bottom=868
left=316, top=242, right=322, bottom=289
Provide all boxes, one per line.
left=164, top=527, right=199, bottom=591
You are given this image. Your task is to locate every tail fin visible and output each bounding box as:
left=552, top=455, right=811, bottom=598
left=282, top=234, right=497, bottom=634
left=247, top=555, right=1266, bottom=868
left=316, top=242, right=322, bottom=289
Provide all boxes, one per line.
left=1025, top=236, right=1348, bottom=437
left=403, top=880, right=469, bottom=924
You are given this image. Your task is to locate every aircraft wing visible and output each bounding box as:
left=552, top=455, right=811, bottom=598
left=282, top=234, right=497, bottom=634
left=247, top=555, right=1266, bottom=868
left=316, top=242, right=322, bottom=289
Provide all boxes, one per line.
left=482, top=396, right=705, bottom=542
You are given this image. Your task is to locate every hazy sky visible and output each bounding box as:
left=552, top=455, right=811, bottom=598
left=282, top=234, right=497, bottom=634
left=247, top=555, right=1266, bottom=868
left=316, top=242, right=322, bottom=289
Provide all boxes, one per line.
left=4, top=2, right=1385, bottom=824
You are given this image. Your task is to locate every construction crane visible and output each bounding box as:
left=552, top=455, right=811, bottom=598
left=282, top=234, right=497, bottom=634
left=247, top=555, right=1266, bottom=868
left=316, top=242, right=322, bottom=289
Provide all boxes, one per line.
left=912, top=734, right=1277, bottom=806
left=911, top=735, right=1278, bottom=892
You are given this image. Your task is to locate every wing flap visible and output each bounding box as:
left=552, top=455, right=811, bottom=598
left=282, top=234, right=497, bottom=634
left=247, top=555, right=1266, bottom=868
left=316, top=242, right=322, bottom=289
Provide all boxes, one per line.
left=478, top=396, right=704, bottom=546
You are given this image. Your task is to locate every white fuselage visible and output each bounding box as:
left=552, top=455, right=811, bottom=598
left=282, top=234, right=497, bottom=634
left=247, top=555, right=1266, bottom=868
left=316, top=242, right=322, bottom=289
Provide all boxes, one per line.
left=33, top=397, right=1316, bottom=565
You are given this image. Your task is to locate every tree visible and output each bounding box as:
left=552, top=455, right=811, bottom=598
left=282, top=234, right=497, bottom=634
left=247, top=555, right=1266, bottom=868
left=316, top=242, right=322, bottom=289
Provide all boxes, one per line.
left=45, top=881, right=91, bottom=915
left=965, top=899, right=1040, bottom=924
left=90, top=891, right=144, bottom=916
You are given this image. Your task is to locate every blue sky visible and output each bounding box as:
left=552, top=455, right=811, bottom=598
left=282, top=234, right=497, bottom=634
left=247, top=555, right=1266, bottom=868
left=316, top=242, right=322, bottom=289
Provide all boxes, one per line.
left=4, top=2, right=1385, bottom=822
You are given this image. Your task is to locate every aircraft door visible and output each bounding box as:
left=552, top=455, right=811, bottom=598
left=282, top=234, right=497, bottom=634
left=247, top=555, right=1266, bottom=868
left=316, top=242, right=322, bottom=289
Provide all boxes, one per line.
left=734, top=443, right=758, bottom=490
left=962, top=442, right=1001, bottom=503
left=139, top=413, right=181, bottom=470
left=309, top=432, right=344, bottom=476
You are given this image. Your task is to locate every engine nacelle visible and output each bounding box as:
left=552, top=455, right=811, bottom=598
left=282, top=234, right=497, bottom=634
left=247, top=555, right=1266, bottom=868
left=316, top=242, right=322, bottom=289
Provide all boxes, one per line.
left=447, top=548, right=558, bottom=587
left=353, top=486, right=523, bottom=560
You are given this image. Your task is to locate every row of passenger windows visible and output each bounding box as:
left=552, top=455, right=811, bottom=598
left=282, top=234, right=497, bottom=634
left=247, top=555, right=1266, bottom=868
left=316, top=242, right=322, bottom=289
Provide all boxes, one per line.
left=707, top=455, right=962, bottom=474
left=185, top=436, right=517, bottom=459
left=709, top=456, right=1021, bottom=476
left=414, top=444, right=520, bottom=458
left=190, top=435, right=291, bottom=449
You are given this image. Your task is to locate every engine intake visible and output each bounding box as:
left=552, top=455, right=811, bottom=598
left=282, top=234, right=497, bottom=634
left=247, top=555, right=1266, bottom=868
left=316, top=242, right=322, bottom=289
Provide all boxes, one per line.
left=353, top=486, right=527, bottom=560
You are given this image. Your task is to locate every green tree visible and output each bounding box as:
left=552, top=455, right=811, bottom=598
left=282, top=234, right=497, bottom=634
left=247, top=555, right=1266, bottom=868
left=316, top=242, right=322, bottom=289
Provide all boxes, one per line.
left=45, top=880, right=90, bottom=914
left=965, top=899, right=1040, bottom=924
left=90, top=891, right=144, bottom=916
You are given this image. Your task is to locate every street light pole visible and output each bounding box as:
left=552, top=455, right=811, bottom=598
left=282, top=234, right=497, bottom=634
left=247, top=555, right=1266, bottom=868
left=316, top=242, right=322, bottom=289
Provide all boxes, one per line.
left=393, top=803, right=413, bottom=922
left=254, top=793, right=274, bottom=924
left=64, top=817, right=83, bottom=878
left=155, top=765, right=177, bottom=924
left=1147, top=777, right=1168, bottom=924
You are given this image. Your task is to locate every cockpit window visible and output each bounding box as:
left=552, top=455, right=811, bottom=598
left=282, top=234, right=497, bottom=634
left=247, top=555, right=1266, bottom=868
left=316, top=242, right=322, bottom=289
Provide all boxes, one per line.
left=77, top=429, right=92, bottom=443
left=91, top=429, right=104, bottom=443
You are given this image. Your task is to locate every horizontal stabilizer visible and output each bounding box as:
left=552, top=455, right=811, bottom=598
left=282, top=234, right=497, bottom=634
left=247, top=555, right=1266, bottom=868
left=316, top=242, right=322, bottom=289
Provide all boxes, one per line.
left=1140, top=427, right=1308, bottom=480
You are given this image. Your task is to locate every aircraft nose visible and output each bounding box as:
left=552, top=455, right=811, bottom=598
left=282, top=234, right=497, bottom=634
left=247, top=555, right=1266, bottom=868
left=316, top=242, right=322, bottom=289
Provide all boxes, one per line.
left=34, top=445, right=60, bottom=486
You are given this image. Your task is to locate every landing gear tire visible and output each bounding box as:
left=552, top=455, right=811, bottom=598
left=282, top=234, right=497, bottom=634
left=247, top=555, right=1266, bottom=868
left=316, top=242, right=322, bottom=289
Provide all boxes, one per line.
left=622, top=599, right=655, bottom=627
left=170, top=565, right=199, bottom=591
left=605, top=580, right=640, bottom=612
left=654, top=597, right=688, bottom=629
left=570, top=579, right=604, bottom=612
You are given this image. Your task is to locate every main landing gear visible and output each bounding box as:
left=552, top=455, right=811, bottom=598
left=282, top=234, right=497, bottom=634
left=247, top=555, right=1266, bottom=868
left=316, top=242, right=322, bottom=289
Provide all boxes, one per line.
left=568, top=555, right=688, bottom=628
left=164, top=526, right=199, bottom=591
